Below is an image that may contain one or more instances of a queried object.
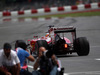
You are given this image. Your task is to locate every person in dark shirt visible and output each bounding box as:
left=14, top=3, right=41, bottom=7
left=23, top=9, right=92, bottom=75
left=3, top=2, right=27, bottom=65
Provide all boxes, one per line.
left=32, top=47, right=59, bottom=75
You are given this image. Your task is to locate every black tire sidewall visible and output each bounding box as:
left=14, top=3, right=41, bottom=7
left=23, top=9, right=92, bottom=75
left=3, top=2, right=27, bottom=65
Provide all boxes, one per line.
left=75, top=37, right=90, bottom=56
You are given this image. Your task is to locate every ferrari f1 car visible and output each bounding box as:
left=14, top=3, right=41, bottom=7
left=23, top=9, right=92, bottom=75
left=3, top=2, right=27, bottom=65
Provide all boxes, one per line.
left=27, top=25, right=90, bottom=56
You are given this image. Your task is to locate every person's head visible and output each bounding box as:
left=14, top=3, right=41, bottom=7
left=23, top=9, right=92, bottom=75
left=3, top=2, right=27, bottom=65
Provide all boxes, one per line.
left=39, top=47, right=46, bottom=52
left=3, top=43, right=12, bottom=57
left=39, top=47, right=46, bottom=56
left=39, top=47, right=54, bottom=58
left=16, top=40, right=27, bottom=50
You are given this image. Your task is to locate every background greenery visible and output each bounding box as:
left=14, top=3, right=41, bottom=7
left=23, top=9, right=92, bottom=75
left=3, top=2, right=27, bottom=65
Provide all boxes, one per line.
left=21, top=11, right=100, bottom=18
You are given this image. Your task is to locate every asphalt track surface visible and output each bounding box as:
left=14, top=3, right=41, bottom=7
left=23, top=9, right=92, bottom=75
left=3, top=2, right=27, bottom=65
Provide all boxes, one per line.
left=0, top=16, right=100, bottom=75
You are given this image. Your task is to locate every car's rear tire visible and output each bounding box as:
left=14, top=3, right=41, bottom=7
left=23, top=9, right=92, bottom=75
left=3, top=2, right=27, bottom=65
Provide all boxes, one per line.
left=74, top=37, right=90, bottom=56
left=35, top=40, right=49, bottom=56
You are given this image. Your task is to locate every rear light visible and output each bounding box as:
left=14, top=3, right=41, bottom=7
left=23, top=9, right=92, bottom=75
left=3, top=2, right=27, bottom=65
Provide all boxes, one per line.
left=64, top=44, right=68, bottom=48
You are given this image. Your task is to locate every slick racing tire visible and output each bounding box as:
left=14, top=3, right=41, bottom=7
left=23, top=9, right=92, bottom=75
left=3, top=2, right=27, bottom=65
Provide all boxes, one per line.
left=75, top=37, right=90, bottom=56
left=35, top=40, right=49, bottom=56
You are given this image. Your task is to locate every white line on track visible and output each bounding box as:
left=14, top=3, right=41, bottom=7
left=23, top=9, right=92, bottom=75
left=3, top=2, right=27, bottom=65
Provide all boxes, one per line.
left=95, top=58, right=100, bottom=60
left=63, top=71, right=100, bottom=75
left=64, top=73, right=69, bottom=75
left=91, top=45, right=100, bottom=48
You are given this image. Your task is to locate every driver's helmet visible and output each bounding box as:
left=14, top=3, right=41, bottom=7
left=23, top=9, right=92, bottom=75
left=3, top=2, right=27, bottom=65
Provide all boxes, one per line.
left=45, top=33, right=50, bottom=37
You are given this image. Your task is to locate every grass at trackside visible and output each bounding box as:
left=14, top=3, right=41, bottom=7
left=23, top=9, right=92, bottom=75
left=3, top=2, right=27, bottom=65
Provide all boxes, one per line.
left=36, top=11, right=100, bottom=18
left=20, top=11, right=100, bottom=18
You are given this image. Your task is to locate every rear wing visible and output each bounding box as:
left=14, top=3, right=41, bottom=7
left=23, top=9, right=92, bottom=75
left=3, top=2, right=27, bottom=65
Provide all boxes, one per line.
left=54, top=26, right=76, bottom=33
left=54, top=26, right=76, bottom=40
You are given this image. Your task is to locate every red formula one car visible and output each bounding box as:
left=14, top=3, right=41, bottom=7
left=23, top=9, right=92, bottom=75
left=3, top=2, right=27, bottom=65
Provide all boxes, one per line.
left=27, top=25, right=90, bottom=56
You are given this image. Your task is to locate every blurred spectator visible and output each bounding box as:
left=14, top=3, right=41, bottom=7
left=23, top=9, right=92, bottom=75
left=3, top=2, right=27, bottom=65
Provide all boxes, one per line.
left=32, top=47, right=59, bottom=75
left=15, top=40, right=35, bottom=75
left=0, top=43, right=20, bottom=75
